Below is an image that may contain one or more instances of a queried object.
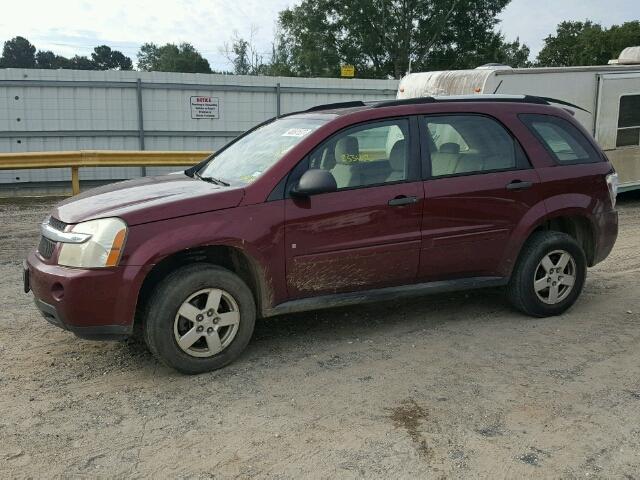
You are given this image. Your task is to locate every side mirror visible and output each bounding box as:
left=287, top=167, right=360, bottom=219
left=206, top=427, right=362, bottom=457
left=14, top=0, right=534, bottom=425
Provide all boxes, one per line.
left=291, top=169, right=337, bottom=197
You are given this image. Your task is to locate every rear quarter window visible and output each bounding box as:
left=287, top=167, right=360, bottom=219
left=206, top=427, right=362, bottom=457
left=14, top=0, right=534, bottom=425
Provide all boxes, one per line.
left=520, top=114, right=601, bottom=165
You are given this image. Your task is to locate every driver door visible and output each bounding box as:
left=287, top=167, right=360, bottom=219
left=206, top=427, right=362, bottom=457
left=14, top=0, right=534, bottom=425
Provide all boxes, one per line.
left=283, top=117, right=424, bottom=299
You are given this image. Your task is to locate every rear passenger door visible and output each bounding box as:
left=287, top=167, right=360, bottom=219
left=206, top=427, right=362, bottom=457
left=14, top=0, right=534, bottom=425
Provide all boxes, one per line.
left=418, top=114, right=542, bottom=281
left=284, top=118, right=424, bottom=298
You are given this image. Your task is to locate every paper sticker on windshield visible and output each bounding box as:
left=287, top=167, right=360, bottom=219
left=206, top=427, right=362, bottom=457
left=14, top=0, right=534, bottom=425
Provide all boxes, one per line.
left=282, top=128, right=312, bottom=137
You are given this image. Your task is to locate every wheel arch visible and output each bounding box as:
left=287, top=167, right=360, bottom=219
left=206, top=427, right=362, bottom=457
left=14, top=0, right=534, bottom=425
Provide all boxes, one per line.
left=533, top=213, right=596, bottom=265
left=134, top=245, right=270, bottom=332
left=509, top=210, right=597, bottom=278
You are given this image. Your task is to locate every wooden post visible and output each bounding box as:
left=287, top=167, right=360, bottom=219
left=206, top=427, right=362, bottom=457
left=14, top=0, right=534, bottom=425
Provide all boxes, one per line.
left=71, top=166, right=80, bottom=195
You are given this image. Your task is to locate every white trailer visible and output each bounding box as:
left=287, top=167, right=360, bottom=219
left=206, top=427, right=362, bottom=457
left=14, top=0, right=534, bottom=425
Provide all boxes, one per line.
left=397, top=48, right=640, bottom=191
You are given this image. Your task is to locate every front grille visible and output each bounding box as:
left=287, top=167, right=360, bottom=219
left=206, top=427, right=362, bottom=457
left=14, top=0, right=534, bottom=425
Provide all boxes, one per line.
left=38, top=236, right=56, bottom=259
left=48, top=217, right=67, bottom=231
left=37, top=217, right=67, bottom=260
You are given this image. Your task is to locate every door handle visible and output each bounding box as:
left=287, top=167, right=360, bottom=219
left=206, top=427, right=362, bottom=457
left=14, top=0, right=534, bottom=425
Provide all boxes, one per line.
left=388, top=195, right=418, bottom=206
left=506, top=180, right=533, bottom=191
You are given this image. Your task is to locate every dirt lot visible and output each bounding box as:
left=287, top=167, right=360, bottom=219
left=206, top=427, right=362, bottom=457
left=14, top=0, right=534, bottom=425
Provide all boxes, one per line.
left=1, top=193, right=639, bottom=479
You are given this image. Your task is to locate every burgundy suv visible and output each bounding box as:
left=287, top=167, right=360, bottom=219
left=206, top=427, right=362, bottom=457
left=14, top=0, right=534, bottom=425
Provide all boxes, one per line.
left=24, top=95, right=619, bottom=374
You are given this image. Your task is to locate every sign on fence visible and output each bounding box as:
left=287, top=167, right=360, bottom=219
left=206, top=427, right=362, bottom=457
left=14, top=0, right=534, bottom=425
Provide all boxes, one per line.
left=341, top=65, right=355, bottom=78
left=190, top=96, right=220, bottom=119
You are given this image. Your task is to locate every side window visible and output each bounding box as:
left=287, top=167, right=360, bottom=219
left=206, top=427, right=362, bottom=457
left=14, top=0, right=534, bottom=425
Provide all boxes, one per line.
left=617, top=95, right=640, bottom=147
left=520, top=114, right=601, bottom=164
left=423, top=115, right=523, bottom=177
left=308, top=119, right=411, bottom=189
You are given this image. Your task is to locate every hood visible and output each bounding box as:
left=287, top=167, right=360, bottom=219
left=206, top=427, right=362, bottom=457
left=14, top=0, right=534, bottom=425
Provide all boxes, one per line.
left=52, top=173, right=245, bottom=225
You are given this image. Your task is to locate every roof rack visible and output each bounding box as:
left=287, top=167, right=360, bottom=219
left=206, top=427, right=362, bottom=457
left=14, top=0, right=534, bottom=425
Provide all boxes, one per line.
left=303, top=94, right=589, bottom=114
left=372, top=94, right=589, bottom=112
left=305, top=101, right=367, bottom=112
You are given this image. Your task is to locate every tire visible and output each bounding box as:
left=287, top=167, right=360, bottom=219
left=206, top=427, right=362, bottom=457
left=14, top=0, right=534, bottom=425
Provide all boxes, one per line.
left=508, top=231, right=587, bottom=317
left=143, top=264, right=256, bottom=374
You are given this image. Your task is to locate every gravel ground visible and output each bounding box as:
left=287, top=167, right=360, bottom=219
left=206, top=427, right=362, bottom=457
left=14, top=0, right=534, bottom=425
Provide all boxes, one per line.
left=1, top=193, right=639, bottom=479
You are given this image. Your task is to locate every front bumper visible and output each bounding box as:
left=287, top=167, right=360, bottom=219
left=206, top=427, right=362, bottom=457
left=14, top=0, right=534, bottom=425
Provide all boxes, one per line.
left=25, top=251, right=151, bottom=340
left=33, top=297, right=131, bottom=340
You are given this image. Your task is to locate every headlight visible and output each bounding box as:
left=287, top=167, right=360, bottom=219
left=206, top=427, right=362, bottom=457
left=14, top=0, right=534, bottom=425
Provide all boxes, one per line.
left=58, top=218, right=128, bottom=268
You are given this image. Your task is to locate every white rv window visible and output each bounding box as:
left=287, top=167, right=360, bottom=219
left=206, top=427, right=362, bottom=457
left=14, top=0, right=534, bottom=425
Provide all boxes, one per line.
left=617, top=95, right=640, bottom=148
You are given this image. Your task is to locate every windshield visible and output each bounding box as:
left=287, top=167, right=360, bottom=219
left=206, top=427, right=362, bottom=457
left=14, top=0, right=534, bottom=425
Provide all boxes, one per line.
left=198, top=116, right=330, bottom=185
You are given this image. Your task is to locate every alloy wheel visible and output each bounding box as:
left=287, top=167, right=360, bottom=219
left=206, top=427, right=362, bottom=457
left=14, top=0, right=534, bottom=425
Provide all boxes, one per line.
left=533, top=249, right=577, bottom=305
left=173, top=288, right=241, bottom=358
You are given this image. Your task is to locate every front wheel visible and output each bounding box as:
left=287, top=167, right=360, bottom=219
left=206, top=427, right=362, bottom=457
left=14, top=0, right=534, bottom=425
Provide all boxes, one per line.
left=508, top=231, right=587, bottom=317
left=143, top=264, right=256, bottom=374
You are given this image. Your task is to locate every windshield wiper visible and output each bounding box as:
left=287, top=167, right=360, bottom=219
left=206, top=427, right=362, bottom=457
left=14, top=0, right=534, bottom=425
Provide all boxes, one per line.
left=194, top=172, right=230, bottom=186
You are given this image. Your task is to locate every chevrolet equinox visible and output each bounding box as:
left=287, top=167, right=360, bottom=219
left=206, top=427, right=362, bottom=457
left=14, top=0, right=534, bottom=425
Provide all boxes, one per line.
left=24, top=95, right=619, bottom=373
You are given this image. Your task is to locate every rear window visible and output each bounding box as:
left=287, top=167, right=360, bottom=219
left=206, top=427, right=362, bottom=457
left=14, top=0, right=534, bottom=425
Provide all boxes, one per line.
left=520, top=114, right=601, bottom=164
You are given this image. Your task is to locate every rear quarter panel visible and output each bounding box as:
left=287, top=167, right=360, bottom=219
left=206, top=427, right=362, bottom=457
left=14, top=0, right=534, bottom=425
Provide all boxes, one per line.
left=494, top=107, right=615, bottom=276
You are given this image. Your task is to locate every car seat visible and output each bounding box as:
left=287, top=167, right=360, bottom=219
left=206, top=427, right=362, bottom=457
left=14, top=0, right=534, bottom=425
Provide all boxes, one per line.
left=386, top=140, right=407, bottom=182
left=431, top=142, right=460, bottom=176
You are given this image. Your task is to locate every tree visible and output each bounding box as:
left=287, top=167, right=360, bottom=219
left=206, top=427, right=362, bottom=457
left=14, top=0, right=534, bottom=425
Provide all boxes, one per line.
left=276, top=0, right=525, bottom=79
left=35, top=50, right=72, bottom=69
left=454, top=33, right=530, bottom=69
left=136, top=43, right=158, bottom=71
left=0, top=36, right=36, bottom=68
left=91, top=45, right=133, bottom=70
left=537, top=20, right=640, bottom=67
left=263, top=30, right=295, bottom=76
left=222, top=28, right=268, bottom=75
left=137, top=42, right=211, bottom=73
left=231, top=38, right=251, bottom=74
left=69, top=55, right=97, bottom=70
left=494, top=38, right=531, bottom=68
left=608, top=21, right=640, bottom=57
left=1, top=38, right=134, bottom=70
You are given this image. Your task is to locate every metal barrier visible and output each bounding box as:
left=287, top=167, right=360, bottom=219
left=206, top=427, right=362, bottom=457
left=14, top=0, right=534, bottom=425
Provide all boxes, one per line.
left=0, top=150, right=210, bottom=195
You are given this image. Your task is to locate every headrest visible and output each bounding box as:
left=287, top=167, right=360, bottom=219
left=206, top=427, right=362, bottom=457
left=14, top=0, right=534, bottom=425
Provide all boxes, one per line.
left=439, top=142, right=460, bottom=155
left=389, top=140, right=406, bottom=171
left=335, top=136, right=360, bottom=163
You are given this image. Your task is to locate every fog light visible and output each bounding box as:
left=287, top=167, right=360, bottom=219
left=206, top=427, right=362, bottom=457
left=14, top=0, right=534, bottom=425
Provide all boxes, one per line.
left=51, top=282, right=64, bottom=300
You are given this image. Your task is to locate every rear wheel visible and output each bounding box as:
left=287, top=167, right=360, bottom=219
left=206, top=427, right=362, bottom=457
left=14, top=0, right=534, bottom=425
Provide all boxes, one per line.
left=143, top=264, right=255, bottom=374
left=508, top=231, right=586, bottom=317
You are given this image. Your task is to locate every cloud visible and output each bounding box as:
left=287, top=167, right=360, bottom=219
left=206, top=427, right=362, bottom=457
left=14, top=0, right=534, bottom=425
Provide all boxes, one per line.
left=0, top=0, right=297, bottom=69
left=1, top=0, right=638, bottom=69
left=498, top=0, right=640, bottom=56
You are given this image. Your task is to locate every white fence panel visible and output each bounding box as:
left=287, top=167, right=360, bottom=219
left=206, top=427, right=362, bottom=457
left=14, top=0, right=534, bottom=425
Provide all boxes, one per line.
left=0, top=69, right=399, bottom=185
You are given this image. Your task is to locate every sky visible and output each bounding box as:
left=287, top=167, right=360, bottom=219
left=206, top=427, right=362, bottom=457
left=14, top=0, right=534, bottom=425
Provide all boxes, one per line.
left=0, top=0, right=639, bottom=71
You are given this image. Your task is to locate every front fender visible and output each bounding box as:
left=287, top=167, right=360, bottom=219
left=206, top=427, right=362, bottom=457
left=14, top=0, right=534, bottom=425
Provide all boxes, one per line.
left=119, top=202, right=287, bottom=309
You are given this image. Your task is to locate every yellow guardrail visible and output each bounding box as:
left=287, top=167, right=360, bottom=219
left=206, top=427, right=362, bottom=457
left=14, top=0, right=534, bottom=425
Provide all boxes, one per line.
left=0, top=150, right=211, bottom=195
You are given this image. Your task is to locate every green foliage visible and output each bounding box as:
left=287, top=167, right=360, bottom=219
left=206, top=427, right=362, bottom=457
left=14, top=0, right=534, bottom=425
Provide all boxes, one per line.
left=231, top=38, right=251, bottom=75
left=263, top=32, right=295, bottom=76
left=1, top=36, right=133, bottom=70
left=69, top=55, right=98, bottom=70
left=35, top=50, right=72, bottom=69
left=137, top=42, right=212, bottom=73
left=274, top=0, right=527, bottom=78
left=91, top=45, right=133, bottom=70
left=223, top=28, right=278, bottom=76
left=537, top=21, right=640, bottom=67
left=0, top=36, right=36, bottom=68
